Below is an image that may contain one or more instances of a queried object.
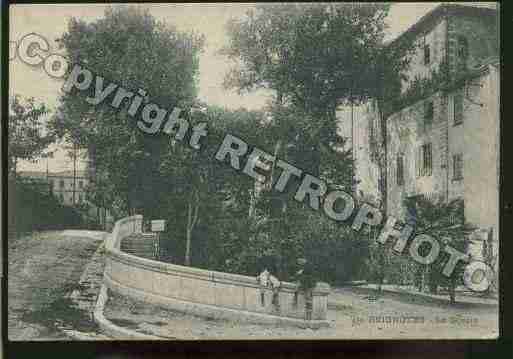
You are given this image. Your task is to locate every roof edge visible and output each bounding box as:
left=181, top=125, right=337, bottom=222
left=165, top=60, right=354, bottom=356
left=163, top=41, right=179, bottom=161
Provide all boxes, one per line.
left=386, top=3, right=497, bottom=48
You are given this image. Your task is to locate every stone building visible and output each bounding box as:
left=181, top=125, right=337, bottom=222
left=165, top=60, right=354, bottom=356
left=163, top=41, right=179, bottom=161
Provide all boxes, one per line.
left=18, top=169, right=91, bottom=206
left=47, top=170, right=89, bottom=206
left=338, top=4, right=499, bottom=265
left=18, top=169, right=112, bottom=228
left=386, top=59, right=499, bottom=231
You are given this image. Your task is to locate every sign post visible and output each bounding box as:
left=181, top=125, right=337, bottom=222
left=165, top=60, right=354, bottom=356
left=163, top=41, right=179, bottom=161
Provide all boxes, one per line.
left=151, top=220, right=166, bottom=260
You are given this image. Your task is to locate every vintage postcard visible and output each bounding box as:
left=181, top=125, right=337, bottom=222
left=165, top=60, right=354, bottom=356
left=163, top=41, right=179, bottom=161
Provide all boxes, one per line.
left=6, top=2, right=499, bottom=342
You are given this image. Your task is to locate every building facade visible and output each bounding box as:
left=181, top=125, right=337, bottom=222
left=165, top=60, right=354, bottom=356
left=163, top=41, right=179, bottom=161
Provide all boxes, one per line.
left=337, top=4, right=499, bottom=267
left=47, top=170, right=89, bottom=206
left=18, top=170, right=90, bottom=206
left=18, top=169, right=112, bottom=228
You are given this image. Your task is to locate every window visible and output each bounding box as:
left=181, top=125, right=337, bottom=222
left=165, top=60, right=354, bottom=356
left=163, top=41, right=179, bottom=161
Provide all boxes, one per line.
left=422, top=143, right=432, bottom=176
left=396, top=155, right=404, bottom=186
left=59, top=179, right=65, bottom=188
left=454, top=92, right=463, bottom=125
left=457, top=36, right=468, bottom=58
left=417, top=143, right=433, bottom=177
left=59, top=193, right=64, bottom=202
left=405, top=196, right=418, bottom=226
left=424, top=101, right=434, bottom=129
left=369, top=117, right=375, bottom=141
left=424, top=44, right=431, bottom=65
left=79, top=180, right=84, bottom=188
left=453, top=154, right=463, bottom=180
left=456, top=35, right=469, bottom=70
left=369, top=117, right=376, bottom=153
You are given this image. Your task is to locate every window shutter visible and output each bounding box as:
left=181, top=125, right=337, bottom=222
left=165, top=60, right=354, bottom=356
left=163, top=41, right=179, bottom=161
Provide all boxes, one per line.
left=396, top=156, right=399, bottom=185
left=452, top=154, right=456, bottom=179
left=421, top=145, right=425, bottom=177
left=433, top=29, right=438, bottom=64
left=415, top=147, right=418, bottom=177
left=454, top=92, right=463, bottom=125
left=416, top=147, right=421, bottom=177
left=426, top=145, right=430, bottom=176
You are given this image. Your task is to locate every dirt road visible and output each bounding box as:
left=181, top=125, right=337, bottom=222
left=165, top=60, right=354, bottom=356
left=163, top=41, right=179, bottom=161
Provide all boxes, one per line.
left=8, top=230, right=105, bottom=340
left=7, top=230, right=499, bottom=340
left=104, top=285, right=499, bottom=339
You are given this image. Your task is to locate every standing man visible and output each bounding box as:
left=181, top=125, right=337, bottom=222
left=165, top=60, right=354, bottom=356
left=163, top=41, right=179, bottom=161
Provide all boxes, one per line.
left=294, top=258, right=316, bottom=320
left=268, top=272, right=281, bottom=312
left=257, top=268, right=270, bottom=306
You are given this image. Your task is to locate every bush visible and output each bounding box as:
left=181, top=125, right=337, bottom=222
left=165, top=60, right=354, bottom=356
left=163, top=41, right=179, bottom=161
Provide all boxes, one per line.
left=410, top=196, right=474, bottom=303
left=8, top=179, right=85, bottom=233
left=203, top=206, right=372, bottom=286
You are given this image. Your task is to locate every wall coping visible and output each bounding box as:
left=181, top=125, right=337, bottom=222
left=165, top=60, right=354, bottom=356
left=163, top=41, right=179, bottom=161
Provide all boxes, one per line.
left=103, top=215, right=331, bottom=329
left=106, top=215, right=330, bottom=296
left=104, top=274, right=330, bottom=329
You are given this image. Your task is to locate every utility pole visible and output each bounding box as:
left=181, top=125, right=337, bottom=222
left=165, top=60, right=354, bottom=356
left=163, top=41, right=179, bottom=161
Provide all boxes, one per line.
left=351, top=97, right=354, bottom=194
left=349, top=79, right=355, bottom=195
left=46, top=156, right=49, bottom=194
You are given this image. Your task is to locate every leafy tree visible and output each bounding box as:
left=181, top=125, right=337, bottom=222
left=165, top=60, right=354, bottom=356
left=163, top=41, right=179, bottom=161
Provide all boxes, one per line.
left=221, top=4, right=416, bottom=284
left=8, top=95, right=55, bottom=237
left=222, top=4, right=410, bottom=174
left=51, top=6, right=204, bottom=218
left=8, top=95, right=54, bottom=178
left=50, top=5, right=272, bottom=267
left=224, top=4, right=389, bottom=107
left=157, top=105, right=268, bottom=266
left=411, top=196, right=475, bottom=304
left=8, top=178, right=84, bottom=233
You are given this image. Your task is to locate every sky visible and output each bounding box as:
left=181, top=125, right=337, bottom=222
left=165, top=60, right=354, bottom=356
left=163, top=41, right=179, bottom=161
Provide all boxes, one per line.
left=9, top=2, right=496, bottom=172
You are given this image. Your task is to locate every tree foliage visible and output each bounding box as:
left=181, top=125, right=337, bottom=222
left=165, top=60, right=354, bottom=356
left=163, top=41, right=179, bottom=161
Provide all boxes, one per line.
left=8, top=95, right=54, bottom=177
left=51, top=6, right=205, bottom=217
left=47, top=4, right=415, bottom=286
left=223, top=4, right=397, bottom=110
left=411, top=196, right=475, bottom=304
left=8, top=178, right=83, bottom=233
left=157, top=106, right=268, bottom=265
left=220, top=4, right=390, bottom=281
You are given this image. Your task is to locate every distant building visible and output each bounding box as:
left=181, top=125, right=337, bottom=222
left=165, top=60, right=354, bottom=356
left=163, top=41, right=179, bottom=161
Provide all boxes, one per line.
left=18, top=169, right=111, bottom=228
left=47, top=170, right=89, bottom=206
left=16, top=171, right=52, bottom=194
left=18, top=170, right=90, bottom=206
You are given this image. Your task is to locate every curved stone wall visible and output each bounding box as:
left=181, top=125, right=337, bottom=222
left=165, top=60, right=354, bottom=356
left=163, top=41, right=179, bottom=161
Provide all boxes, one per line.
left=103, top=215, right=330, bottom=328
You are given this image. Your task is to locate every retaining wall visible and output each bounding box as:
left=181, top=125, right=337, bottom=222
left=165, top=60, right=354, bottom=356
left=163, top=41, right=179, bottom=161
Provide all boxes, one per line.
left=120, top=234, right=156, bottom=260
left=103, top=215, right=331, bottom=328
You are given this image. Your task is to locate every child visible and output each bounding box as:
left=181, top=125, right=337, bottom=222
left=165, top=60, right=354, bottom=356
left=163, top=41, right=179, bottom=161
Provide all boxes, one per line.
left=257, top=268, right=270, bottom=306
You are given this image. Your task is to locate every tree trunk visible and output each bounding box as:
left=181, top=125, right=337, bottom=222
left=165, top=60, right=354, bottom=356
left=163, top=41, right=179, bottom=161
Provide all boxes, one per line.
left=373, top=227, right=384, bottom=293
left=72, top=143, right=77, bottom=206
left=13, top=157, right=18, bottom=181
left=415, top=265, right=426, bottom=292
left=184, top=189, right=199, bottom=266
left=449, top=276, right=456, bottom=305
left=377, top=270, right=384, bottom=293
left=12, top=158, right=17, bottom=236
left=185, top=200, right=193, bottom=266
left=185, top=225, right=192, bottom=266
left=126, top=194, right=132, bottom=216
